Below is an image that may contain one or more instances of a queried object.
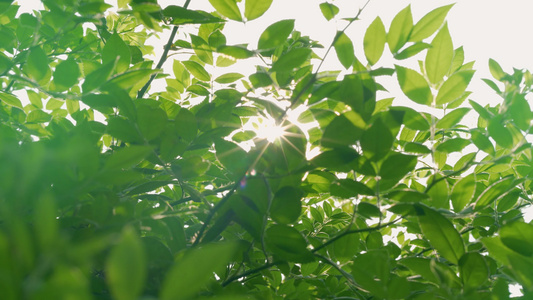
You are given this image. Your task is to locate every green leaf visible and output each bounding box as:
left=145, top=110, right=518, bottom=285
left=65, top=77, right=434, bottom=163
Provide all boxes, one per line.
left=215, top=139, right=248, bottom=177
left=271, top=48, right=311, bottom=72
left=387, top=189, right=429, bottom=203
left=436, top=138, right=470, bottom=153
left=416, top=204, right=465, bottom=265
left=404, top=142, right=431, bottom=154
left=160, top=242, right=237, bottom=300
left=488, top=58, right=506, bottom=81
left=425, top=23, right=454, bottom=84
left=106, top=69, right=157, bottom=90
left=321, top=111, right=366, bottom=148
left=509, top=94, right=531, bottom=130
left=163, top=6, right=225, bottom=25
left=82, top=60, right=115, bottom=93
left=451, top=174, right=476, bottom=211
left=105, top=145, right=153, bottom=170
left=436, top=70, right=475, bottom=105
left=208, top=29, right=226, bottom=48
left=426, top=174, right=450, bottom=208
left=137, top=104, right=168, bottom=141
left=470, top=129, right=494, bottom=155
left=364, top=17, right=386, bottom=65
left=102, top=33, right=131, bottom=73
left=215, top=72, right=244, bottom=83
left=319, top=2, right=339, bottom=21
left=500, top=222, right=533, bottom=257
left=208, top=0, right=242, bottom=21
left=487, top=115, right=513, bottom=149
left=474, top=176, right=516, bottom=210
left=182, top=60, right=211, bottom=81
left=244, top=0, right=272, bottom=21
left=26, top=109, right=51, bottom=123
left=106, top=227, right=146, bottom=300
left=265, top=224, right=314, bottom=263
left=25, top=46, right=49, bottom=82
left=330, top=179, right=374, bottom=198
left=0, top=92, right=22, bottom=109
left=459, top=252, right=489, bottom=288
left=190, top=34, right=213, bottom=65
left=249, top=72, right=272, bottom=88
left=334, top=31, right=355, bottom=69
left=270, top=186, right=302, bottom=224
left=360, top=118, right=393, bottom=161
left=395, top=65, right=432, bottom=105
left=387, top=5, right=413, bottom=53
left=258, top=19, right=294, bottom=50
left=53, top=59, right=80, bottom=89
left=217, top=45, right=254, bottom=59
left=409, top=4, right=454, bottom=42
left=394, top=42, right=431, bottom=60
left=310, top=147, right=360, bottom=172
left=379, top=153, right=417, bottom=180
left=436, top=107, right=470, bottom=129
left=390, top=106, right=430, bottom=131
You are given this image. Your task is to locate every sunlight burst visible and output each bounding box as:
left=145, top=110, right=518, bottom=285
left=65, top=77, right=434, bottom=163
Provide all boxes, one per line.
left=255, top=118, right=286, bottom=142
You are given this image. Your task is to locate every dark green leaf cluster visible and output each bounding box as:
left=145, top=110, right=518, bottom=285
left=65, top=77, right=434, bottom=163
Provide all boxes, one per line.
left=0, top=0, right=532, bottom=299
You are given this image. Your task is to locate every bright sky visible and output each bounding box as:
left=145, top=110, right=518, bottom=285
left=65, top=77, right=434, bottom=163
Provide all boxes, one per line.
left=13, top=0, right=533, bottom=296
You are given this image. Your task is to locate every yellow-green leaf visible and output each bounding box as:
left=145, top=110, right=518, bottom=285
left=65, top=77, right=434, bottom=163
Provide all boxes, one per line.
left=387, top=5, right=413, bottom=54
left=409, top=4, right=454, bottom=42
left=182, top=60, right=211, bottom=81
left=208, top=0, right=242, bottom=21
left=106, top=227, right=146, bottom=300
left=364, top=17, right=386, bottom=66
left=334, top=31, right=355, bottom=69
left=425, top=23, right=454, bottom=84
left=436, top=70, right=475, bottom=105
left=244, top=0, right=273, bottom=21
left=395, top=65, right=432, bottom=105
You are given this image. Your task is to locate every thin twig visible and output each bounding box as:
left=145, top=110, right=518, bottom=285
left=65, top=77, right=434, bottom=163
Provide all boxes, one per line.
left=137, top=0, right=192, bottom=99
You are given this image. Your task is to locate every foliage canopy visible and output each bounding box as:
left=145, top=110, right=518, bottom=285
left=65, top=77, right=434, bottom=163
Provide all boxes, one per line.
left=1, top=0, right=533, bottom=299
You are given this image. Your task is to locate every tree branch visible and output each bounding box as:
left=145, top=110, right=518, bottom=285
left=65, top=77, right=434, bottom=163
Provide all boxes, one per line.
left=137, top=0, right=192, bottom=99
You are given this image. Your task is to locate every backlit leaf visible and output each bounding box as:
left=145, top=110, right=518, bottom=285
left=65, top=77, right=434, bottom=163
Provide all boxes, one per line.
left=321, top=111, right=366, bottom=148
left=244, top=0, right=273, bottom=21
left=208, top=0, right=242, bottom=21
left=395, top=65, right=432, bottom=105
left=265, top=224, right=314, bottom=263
left=394, top=42, right=431, bottom=60
left=488, top=58, right=505, bottom=81
left=474, top=176, right=516, bottom=210
left=319, top=2, right=339, bottom=21
left=459, top=252, right=489, bottom=288
left=183, top=60, right=211, bottom=81
left=436, top=107, right=470, bottom=129
left=0, top=92, right=22, bottom=109
left=102, top=33, right=131, bottom=73
left=334, top=31, right=355, bottom=69
left=487, top=115, right=513, bottom=149
left=387, top=5, right=413, bottom=53
left=451, top=174, right=476, bottom=211
left=360, top=118, right=393, bottom=161
left=163, top=6, right=225, bottom=25
left=160, top=242, right=237, bottom=300
left=272, top=48, right=311, bottom=72
left=258, top=19, right=294, bottom=50
left=25, top=46, right=49, bottom=82
left=53, top=59, right=80, bottom=89
left=364, top=17, right=386, bottom=65
left=215, top=72, right=244, bottom=83
left=425, top=23, right=454, bottom=84
left=106, top=227, right=146, bottom=300
left=270, top=186, right=302, bottom=224
left=416, top=204, right=465, bottom=265
left=409, top=4, right=454, bottom=42
left=436, top=70, right=475, bottom=105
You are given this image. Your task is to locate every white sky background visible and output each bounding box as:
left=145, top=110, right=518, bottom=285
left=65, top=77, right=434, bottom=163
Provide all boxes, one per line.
left=15, top=0, right=533, bottom=295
